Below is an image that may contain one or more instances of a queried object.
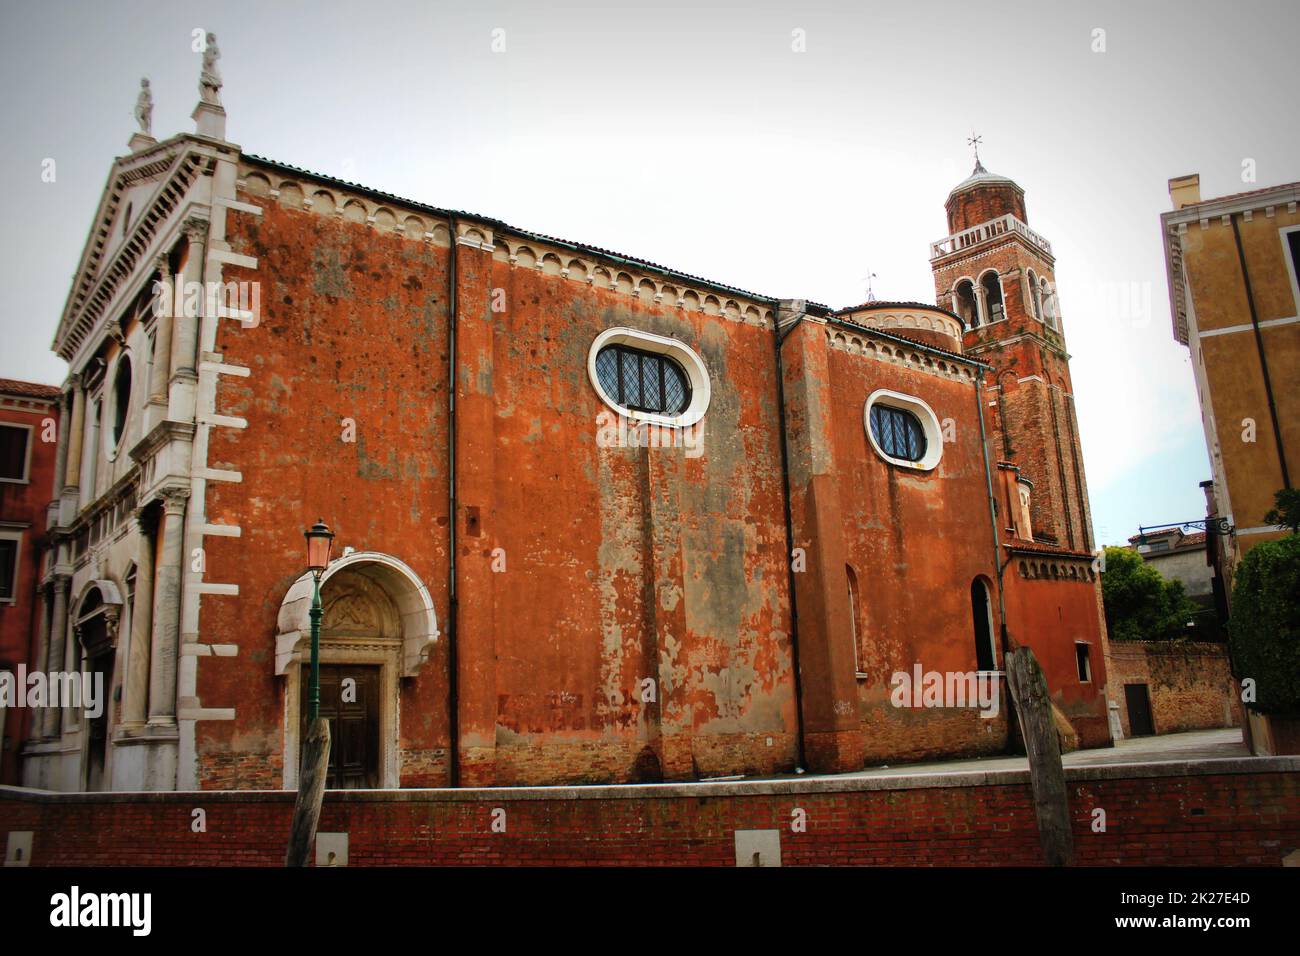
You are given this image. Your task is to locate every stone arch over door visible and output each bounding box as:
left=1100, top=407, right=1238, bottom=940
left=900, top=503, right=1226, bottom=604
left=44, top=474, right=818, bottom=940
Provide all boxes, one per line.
left=73, top=579, right=124, bottom=792
left=275, top=552, right=439, bottom=788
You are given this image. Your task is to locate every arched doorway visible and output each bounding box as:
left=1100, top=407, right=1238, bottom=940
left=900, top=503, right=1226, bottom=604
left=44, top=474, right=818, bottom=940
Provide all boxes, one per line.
left=73, top=580, right=123, bottom=792
left=275, top=552, right=438, bottom=789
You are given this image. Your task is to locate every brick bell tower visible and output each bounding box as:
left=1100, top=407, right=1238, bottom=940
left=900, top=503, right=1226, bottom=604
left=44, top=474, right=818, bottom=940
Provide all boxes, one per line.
left=930, top=148, right=1094, bottom=552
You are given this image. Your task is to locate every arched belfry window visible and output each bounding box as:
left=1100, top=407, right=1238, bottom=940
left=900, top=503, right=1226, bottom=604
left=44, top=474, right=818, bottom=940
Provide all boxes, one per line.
left=980, top=271, right=1004, bottom=323
left=594, top=344, right=690, bottom=416
left=971, top=578, right=996, bottom=671
left=1027, top=269, right=1044, bottom=322
left=954, top=279, right=979, bottom=329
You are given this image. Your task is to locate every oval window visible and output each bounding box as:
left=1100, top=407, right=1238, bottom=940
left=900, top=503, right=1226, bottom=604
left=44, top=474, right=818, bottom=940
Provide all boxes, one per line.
left=869, top=403, right=926, bottom=462
left=587, top=328, right=711, bottom=427
left=109, top=356, right=132, bottom=456
left=863, top=389, right=943, bottom=471
left=594, top=344, right=691, bottom=416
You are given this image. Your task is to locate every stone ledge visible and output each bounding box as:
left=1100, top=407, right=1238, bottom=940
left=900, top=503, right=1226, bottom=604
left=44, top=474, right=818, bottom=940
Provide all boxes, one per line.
left=2, top=755, right=1295, bottom=806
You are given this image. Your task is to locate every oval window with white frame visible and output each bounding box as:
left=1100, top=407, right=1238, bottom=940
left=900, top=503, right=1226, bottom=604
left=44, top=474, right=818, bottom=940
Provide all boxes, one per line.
left=864, top=389, right=943, bottom=471
left=588, top=327, right=711, bottom=428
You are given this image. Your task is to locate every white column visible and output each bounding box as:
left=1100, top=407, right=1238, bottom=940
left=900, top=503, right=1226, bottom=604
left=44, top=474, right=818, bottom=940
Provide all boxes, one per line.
left=147, top=488, right=189, bottom=725
left=123, top=507, right=157, bottom=728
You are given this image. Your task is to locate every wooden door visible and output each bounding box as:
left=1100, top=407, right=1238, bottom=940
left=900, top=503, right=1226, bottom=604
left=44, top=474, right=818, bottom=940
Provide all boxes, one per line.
left=1124, top=683, right=1155, bottom=737
left=301, top=664, right=381, bottom=788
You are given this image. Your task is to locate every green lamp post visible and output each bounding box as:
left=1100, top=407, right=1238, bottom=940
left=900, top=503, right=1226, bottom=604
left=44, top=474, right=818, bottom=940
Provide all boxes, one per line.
left=286, top=518, right=336, bottom=867
left=303, top=519, right=335, bottom=722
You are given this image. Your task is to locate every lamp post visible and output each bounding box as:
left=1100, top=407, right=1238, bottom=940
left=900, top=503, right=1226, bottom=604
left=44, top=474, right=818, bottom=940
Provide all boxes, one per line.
left=303, top=519, right=335, bottom=722
left=286, top=518, right=334, bottom=867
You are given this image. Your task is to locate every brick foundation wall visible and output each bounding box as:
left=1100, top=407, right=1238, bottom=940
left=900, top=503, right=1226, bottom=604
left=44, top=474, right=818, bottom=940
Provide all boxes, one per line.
left=4, top=758, right=1295, bottom=866
left=1107, top=641, right=1242, bottom=737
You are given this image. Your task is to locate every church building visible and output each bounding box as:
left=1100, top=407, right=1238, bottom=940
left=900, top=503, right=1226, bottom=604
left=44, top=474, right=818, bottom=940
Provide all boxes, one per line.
left=20, top=44, right=1111, bottom=792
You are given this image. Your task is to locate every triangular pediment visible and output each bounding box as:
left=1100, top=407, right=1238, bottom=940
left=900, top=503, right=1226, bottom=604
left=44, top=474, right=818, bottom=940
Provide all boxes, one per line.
left=52, top=135, right=213, bottom=363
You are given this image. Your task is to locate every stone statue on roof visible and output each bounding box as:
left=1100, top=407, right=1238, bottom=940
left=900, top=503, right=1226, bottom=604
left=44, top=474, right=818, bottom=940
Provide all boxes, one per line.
left=134, top=78, right=152, bottom=134
left=199, top=33, right=222, bottom=106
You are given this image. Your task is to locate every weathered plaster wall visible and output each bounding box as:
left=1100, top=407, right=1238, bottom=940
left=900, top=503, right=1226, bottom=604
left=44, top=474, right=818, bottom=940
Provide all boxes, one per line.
left=821, top=329, right=1010, bottom=763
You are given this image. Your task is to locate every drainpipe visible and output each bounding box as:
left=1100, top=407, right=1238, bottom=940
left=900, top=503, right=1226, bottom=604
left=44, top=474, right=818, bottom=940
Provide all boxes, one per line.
left=1230, top=215, right=1290, bottom=489
left=772, top=301, right=807, bottom=772
left=446, top=217, right=460, bottom=786
left=975, top=371, right=1010, bottom=657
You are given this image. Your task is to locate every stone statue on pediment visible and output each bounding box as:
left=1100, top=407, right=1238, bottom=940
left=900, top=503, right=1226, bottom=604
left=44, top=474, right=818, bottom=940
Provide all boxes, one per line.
left=199, top=33, right=222, bottom=106
left=134, top=78, right=152, bottom=134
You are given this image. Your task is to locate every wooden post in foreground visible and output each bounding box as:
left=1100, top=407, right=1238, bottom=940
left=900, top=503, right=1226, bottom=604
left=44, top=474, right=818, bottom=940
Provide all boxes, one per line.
left=1005, top=646, right=1074, bottom=866
left=286, top=717, right=331, bottom=867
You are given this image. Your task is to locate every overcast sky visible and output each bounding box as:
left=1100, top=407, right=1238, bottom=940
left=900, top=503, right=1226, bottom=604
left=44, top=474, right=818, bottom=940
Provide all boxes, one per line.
left=1, top=0, right=1296, bottom=545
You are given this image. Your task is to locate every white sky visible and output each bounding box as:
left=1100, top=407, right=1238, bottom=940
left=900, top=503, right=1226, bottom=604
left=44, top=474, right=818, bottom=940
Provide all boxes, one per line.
left=1, top=0, right=1296, bottom=544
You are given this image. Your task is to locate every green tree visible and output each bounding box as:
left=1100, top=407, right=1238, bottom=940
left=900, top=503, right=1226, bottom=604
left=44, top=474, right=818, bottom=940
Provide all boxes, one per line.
left=1262, top=487, right=1300, bottom=534
left=1230, top=497, right=1300, bottom=715
left=1101, top=545, right=1199, bottom=642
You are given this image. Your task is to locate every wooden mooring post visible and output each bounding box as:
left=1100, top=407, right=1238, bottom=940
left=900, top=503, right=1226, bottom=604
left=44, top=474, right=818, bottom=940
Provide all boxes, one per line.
left=285, top=717, right=331, bottom=867
left=1005, top=646, right=1074, bottom=866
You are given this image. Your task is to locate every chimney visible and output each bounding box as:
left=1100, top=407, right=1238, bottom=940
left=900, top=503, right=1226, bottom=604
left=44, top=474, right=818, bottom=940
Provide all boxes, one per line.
left=1168, top=174, right=1201, bottom=210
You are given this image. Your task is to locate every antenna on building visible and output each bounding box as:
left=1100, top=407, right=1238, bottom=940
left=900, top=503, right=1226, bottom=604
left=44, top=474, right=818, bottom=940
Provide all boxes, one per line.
left=863, top=272, right=878, bottom=303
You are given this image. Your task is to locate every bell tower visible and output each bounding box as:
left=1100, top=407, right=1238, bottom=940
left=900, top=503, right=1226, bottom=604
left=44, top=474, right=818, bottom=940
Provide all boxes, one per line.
left=930, top=148, right=1094, bottom=552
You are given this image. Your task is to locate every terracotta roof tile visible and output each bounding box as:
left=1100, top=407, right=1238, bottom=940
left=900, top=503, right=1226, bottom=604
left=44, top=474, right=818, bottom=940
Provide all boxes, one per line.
left=1004, top=540, right=1095, bottom=559
left=0, top=378, right=60, bottom=400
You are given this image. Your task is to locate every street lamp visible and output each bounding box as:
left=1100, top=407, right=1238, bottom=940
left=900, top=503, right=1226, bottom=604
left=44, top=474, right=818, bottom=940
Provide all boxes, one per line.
left=303, top=519, right=334, bottom=722
left=286, top=518, right=335, bottom=867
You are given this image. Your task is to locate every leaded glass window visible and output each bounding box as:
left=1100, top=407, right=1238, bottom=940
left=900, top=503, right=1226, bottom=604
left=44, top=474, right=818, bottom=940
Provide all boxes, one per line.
left=594, top=345, right=691, bottom=415
left=869, top=403, right=927, bottom=462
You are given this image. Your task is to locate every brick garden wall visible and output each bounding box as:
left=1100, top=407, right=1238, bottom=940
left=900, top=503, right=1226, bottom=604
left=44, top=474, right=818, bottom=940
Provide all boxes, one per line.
left=1107, top=641, right=1242, bottom=737
left=3, top=758, right=1295, bottom=866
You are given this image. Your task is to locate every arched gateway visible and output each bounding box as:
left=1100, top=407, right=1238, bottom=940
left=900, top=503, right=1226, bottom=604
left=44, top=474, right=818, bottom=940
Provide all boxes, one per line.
left=274, top=552, right=438, bottom=789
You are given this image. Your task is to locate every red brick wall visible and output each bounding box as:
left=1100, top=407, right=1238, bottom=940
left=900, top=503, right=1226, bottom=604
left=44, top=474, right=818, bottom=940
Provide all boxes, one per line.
left=946, top=184, right=1027, bottom=234
left=3, top=762, right=1295, bottom=866
left=0, top=390, right=59, bottom=785
left=1107, top=641, right=1243, bottom=737
left=203, top=189, right=454, bottom=789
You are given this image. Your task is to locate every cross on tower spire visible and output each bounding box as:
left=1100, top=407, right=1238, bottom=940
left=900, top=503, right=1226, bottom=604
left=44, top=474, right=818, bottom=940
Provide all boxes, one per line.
left=967, top=131, right=986, bottom=174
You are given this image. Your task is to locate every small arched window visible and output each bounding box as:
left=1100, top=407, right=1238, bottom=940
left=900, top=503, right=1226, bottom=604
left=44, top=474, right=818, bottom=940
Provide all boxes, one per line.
left=594, top=344, right=690, bottom=416
left=847, top=564, right=865, bottom=676
left=869, top=403, right=926, bottom=462
left=971, top=578, right=996, bottom=671
left=981, top=271, right=1004, bottom=323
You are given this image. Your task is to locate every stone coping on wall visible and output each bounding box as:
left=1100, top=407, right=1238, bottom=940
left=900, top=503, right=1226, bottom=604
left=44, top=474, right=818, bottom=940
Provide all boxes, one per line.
left=3, top=755, right=1295, bottom=806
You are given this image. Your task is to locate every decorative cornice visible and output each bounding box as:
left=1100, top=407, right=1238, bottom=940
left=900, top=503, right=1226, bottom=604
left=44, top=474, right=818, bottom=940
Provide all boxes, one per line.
left=238, top=159, right=780, bottom=331
left=825, top=326, right=979, bottom=383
